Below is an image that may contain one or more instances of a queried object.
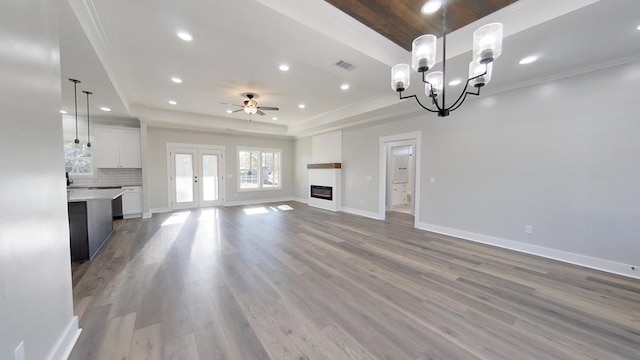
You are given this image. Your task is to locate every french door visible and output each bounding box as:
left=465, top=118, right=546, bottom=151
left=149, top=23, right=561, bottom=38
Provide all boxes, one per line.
left=170, top=145, right=224, bottom=209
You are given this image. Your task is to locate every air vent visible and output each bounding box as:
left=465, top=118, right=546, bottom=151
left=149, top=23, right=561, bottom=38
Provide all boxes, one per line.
left=335, top=60, right=356, bottom=71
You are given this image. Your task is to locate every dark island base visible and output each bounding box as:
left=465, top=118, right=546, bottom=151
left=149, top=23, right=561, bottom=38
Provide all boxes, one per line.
left=68, top=199, right=115, bottom=262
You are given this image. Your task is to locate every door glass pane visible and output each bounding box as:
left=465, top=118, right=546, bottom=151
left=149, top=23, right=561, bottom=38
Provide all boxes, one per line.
left=202, top=154, right=218, bottom=201
left=175, top=153, right=194, bottom=203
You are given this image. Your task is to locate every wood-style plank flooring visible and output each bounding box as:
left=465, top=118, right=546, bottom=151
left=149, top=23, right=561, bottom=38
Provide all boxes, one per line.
left=70, top=202, right=640, bottom=359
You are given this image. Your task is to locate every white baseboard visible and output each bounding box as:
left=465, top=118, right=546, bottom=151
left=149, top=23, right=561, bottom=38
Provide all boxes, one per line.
left=224, top=197, right=296, bottom=207
left=416, top=222, right=640, bottom=280
left=46, top=316, right=81, bottom=360
left=341, top=206, right=383, bottom=220
left=293, top=197, right=308, bottom=204
left=142, top=212, right=152, bottom=219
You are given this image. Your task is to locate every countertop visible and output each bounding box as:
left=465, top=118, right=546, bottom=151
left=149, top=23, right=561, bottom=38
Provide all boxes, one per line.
left=67, top=185, right=141, bottom=189
left=67, top=188, right=125, bottom=202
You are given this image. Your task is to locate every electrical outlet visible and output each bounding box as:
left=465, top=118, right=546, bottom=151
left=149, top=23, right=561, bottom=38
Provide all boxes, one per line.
left=525, top=225, right=533, bottom=234
left=14, top=341, right=25, bottom=360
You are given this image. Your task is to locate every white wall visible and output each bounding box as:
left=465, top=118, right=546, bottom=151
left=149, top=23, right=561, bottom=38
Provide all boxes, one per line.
left=294, top=137, right=312, bottom=201
left=147, top=126, right=295, bottom=210
left=342, top=61, right=640, bottom=276
left=0, top=1, right=78, bottom=359
left=311, top=130, right=342, bottom=163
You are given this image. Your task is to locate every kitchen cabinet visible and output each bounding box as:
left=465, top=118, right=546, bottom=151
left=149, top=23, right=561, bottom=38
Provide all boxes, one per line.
left=93, top=126, right=141, bottom=168
left=122, top=186, right=142, bottom=218
left=392, top=183, right=409, bottom=206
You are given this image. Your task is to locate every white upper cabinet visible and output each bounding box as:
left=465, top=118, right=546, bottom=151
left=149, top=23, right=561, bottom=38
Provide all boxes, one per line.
left=94, top=126, right=141, bottom=168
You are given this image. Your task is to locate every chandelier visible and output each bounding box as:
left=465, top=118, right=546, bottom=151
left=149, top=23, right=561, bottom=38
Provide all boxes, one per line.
left=391, top=0, right=503, bottom=117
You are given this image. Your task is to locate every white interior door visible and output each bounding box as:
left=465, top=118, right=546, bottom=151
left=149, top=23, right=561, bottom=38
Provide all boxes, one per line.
left=170, top=146, right=223, bottom=209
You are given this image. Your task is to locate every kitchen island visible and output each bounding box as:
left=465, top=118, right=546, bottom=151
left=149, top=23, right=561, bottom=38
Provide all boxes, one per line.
left=68, top=188, right=124, bottom=261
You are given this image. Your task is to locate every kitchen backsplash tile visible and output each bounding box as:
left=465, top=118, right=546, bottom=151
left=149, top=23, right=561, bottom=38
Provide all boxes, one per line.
left=70, top=168, right=142, bottom=187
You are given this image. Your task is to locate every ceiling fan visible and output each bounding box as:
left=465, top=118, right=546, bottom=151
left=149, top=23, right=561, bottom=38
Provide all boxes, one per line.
left=223, top=93, right=279, bottom=116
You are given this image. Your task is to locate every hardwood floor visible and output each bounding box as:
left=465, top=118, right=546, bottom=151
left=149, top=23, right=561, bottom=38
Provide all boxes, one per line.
left=69, top=202, right=640, bottom=360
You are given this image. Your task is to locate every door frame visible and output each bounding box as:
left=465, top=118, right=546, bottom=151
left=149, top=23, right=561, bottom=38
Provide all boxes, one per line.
left=378, top=132, right=422, bottom=226
left=166, top=143, right=225, bottom=210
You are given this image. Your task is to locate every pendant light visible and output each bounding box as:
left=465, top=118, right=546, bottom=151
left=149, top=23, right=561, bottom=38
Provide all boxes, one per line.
left=83, top=90, right=93, bottom=147
left=391, top=0, right=503, bottom=117
left=68, top=79, right=81, bottom=145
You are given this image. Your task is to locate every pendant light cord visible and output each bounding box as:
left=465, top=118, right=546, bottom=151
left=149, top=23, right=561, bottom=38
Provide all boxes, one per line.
left=69, top=79, right=81, bottom=144
left=441, top=0, right=447, bottom=110
left=83, top=91, right=93, bottom=147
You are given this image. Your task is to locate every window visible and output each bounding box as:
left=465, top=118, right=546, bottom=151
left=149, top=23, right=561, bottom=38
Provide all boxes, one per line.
left=64, top=141, right=93, bottom=176
left=238, top=148, right=281, bottom=190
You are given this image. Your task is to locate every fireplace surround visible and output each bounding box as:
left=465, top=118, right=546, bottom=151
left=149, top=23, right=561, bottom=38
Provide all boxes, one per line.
left=307, top=163, right=341, bottom=212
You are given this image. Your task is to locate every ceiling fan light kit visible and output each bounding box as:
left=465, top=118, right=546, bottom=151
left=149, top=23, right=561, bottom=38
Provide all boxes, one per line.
left=225, top=93, right=279, bottom=118
left=391, top=0, right=503, bottom=117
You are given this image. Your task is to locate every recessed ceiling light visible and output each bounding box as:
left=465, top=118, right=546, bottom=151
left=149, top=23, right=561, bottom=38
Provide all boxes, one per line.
left=279, top=64, right=290, bottom=71
left=340, top=83, right=350, bottom=90
left=177, top=32, right=193, bottom=41
left=168, top=100, right=177, bottom=105
left=100, top=107, right=111, bottom=112
left=59, top=110, right=67, bottom=114
left=171, top=77, right=182, bottom=83
left=298, top=104, right=305, bottom=109
left=272, top=117, right=278, bottom=121
left=448, top=79, right=462, bottom=86
left=226, top=110, right=233, bottom=114
left=637, top=25, right=640, bottom=31
left=519, top=55, right=539, bottom=65
left=421, top=0, right=442, bottom=14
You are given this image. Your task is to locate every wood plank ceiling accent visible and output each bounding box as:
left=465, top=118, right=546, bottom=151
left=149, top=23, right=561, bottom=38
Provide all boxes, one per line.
left=325, top=0, right=519, bottom=51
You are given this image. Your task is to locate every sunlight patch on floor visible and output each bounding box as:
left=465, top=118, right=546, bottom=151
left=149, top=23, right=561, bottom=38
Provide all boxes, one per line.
left=161, top=211, right=191, bottom=226
left=244, top=206, right=269, bottom=215
left=198, top=208, right=218, bottom=222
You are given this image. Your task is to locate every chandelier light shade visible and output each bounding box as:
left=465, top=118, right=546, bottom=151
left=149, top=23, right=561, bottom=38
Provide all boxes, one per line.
left=425, top=71, right=443, bottom=96
left=391, top=64, right=411, bottom=92
left=473, top=23, right=503, bottom=64
left=412, top=34, right=437, bottom=72
left=469, top=62, right=492, bottom=88
left=391, top=0, right=504, bottom=117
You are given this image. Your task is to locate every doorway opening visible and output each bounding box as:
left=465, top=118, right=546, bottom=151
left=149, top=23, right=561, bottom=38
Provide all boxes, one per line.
left=167, top=143, right=225, bottom=210
left=388, top=144, right=415, bottom=215
left=378, top=132, right=421, bottom=226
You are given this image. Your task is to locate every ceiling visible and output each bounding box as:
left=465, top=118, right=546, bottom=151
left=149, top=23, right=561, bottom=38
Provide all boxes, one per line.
left=326, top=0, right=518, bottom=51
left=59, top=0, right=640, bottom=137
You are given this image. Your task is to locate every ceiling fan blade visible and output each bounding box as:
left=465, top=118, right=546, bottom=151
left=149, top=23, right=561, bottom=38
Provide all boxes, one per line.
left=256, top=110, right=266, bottom=116
left=231, top=109, right=244, bottom=113
left=221, top=102, right=242, bottom=106
left=257, top=106, right=279, bottom=111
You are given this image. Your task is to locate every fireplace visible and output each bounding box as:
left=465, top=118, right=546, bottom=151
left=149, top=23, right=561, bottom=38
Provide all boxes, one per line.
left=310, top=185, right=333, bottom=201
